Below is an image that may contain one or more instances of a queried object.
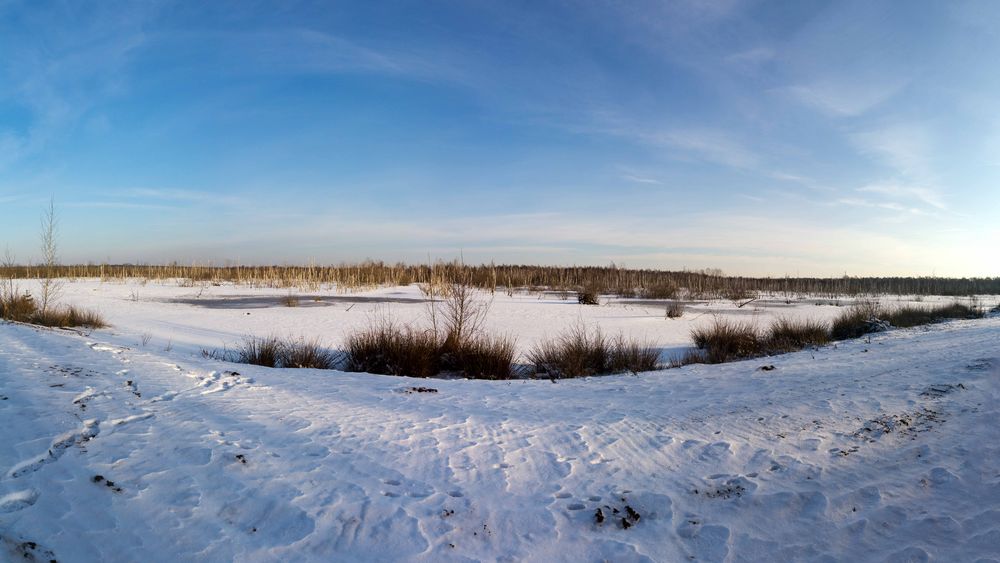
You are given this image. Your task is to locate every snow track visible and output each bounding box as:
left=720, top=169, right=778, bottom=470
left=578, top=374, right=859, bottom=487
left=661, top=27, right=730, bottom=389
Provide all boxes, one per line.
left=1, top=316, right=999, bottom=561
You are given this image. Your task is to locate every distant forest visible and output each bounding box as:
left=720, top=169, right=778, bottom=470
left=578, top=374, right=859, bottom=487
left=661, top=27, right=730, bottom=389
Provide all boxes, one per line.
left=2, top=262, right=997, bottom=297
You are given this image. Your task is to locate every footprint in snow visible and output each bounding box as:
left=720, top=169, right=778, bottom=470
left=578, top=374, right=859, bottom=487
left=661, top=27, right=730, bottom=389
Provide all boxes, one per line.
left=8, top=419, right=100, bottom=478
left=0, top=490, right=39, bottom=513
left=149, top=391, right=179, bottom=403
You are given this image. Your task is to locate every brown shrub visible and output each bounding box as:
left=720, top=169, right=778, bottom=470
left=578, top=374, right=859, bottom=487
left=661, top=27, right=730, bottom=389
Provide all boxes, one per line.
left=235, top=335, right=284, bottom=368
left=345, top=321, right=440, bottom=378
left=766, top=317, right=830, bottom=352
left=0, top=292, right=37, bottom=323
left=641, top=283, right=678, bottom=300
left=577, top=288, right=600, bottom=306
left=529, top=324, right=658, bottom=378
left=830, top=300, right=884, bottom=340
left=690, top=318, right=763, bottom=363
left=282, top=337, right=339, bottom=369
left=665, top=301, right=684, bottom=319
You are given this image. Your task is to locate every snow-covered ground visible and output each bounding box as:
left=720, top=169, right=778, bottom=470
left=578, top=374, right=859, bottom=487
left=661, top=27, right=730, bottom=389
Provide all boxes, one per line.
left=1, top=280, right=999, bottom=561
left=22, top=279, right=999, bottom=363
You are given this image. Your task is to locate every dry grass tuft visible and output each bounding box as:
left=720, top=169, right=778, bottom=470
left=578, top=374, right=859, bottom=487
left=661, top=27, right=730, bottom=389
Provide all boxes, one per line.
left=577, top=288, right=600, bottom=306
left=690, top=318, right=763, bottom=364
left=528, top=324, right=658, bottom=378
left=766, top=317, right=830, bottom=352
left=688, top=316, right=828, bottom=364
left=830, top=300, right=884, bottom=340
left=641, top=283, right=678, bottom=300
left=0, top=292, right=37, bottom=323
left=829, top=300, right=980, bottom=340
left=607, top=334, right=660, bottom=374
left=665, top=301, right=684, bottom=319
left=1, top=292, right=107, bottom=329
left=346, top=321, right=441, bottom=378
left=282, top=337, right=339, bottom=369
left=207, top=335, right=338, bottom=369
left=443, top=334, right=516, bottom=380
left=236, top=335, right=284, bottom=368
left=884, top=302, right=982, bottom=328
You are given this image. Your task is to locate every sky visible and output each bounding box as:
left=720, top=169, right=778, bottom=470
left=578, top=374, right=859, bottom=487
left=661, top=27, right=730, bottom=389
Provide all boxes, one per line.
left=1, top=0, right=998, bottom=277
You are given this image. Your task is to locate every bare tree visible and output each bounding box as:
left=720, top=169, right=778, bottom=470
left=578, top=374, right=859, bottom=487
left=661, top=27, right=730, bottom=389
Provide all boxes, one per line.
left=424, top=270, right=493, bottom=350
left=439, top=282, right=491, bottom=346
left=39, top=198, right=62, bottom=316
left=0, top=246, right=20, bottom=321
left=1, top=246, right=16, bottom=303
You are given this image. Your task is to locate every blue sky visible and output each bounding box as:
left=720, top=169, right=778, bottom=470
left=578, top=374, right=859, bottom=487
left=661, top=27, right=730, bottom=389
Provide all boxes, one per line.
left=1, top=0, right=998, bottom=276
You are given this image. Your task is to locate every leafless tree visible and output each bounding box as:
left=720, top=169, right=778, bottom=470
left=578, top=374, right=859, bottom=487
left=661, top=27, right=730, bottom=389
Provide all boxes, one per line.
left=38, top=198, right=62, bottom=316
left=1, top=246, right=16, bottom=303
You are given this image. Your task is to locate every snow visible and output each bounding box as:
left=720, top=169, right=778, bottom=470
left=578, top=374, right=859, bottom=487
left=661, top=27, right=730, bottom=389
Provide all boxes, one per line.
left=1, top=280, right=999, bottom=561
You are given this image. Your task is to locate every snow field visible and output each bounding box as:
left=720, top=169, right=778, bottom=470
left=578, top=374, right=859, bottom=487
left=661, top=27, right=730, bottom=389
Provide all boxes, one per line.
left=0, top=280, right=998, bottom=561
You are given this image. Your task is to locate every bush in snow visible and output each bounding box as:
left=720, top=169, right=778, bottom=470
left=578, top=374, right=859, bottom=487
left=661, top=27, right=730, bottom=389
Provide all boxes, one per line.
left=883, top=302, right=983, bottom=328
left=665, top=301, right=684, bottom=319
left=641, top=283, right=678, bottom=300
left=528, top=324, right=658, bottom=378
left=0, top=291, right=107, bottom=329
left=281, top=337, right=339, bottom=369
left=686, top=317, right=829, bottom=365
left=207, top=336, right=337, bottom=369
left=0, top=292, right=37, bottom=323
left=831, top=300, right=981, bottom=341
left=346, top=320, right=441, bottom=378
left=235, top=335, right=284, bottom=368
left=765, top=317, right=830, bottom=352
left=830, top=300, right=884, bottom=340
left=690, top=318, right=764, bottom=364
left=577, top=288, right=600, bottom=305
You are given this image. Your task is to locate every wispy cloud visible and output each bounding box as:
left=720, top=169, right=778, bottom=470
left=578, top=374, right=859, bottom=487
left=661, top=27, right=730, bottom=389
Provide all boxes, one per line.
left=725, top=46, right=775, bottom=67
left=852, top=124, right=933, bottom=179
left=583, top=126, right=757, bottom=170
left=835, top=197, right=926, bottom=215
left=857, top=183, right=946, bottom=211
left=121, top=188, right=248, bottom=208
left=64, top=201, right=174, bottom=210
left=848, top=123, right=948, bottom=212
left=784, top=78, right=909, bottom=117
left=191, top=28, right=449, bottom=79
left=621, top=174, right=662, bottom=185
left=656, top=129, right=758, bottom=168
left=0, top=3, right=154, bottom=170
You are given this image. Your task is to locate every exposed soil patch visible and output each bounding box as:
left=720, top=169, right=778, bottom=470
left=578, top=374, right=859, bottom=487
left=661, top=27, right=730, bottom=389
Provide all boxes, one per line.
left=398, top=386, right=439, bottom=394
left=1, top=534, right=58, bottom=562
left=593, top=495, right=642, bottom=530
left=48, top=365, right=98, bottom=378
left=966, top=358, right=994, bottom=371
left=92, top=474, right=122, bottom=493
left=853, top=408, right=944, bottom=442
left=920, top=383, right=965, bottom=398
